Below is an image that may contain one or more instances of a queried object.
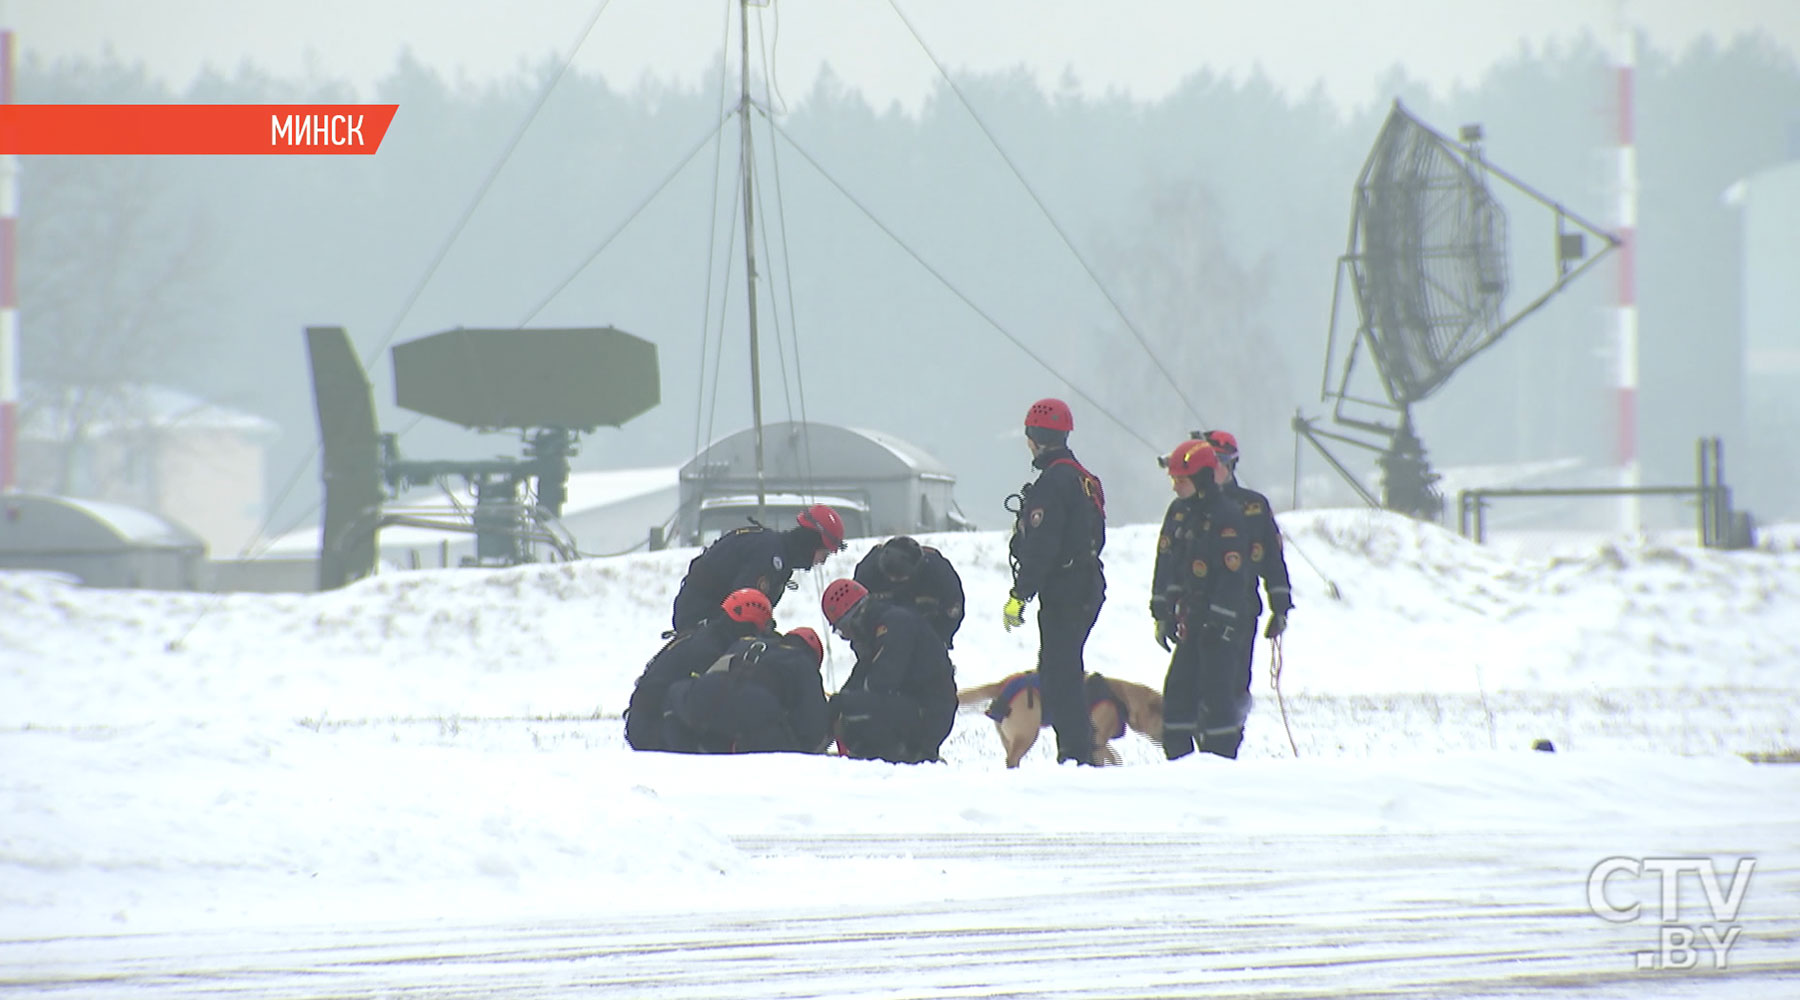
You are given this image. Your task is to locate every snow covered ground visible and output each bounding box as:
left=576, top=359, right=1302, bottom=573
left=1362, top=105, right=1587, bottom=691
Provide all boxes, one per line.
left=3, top=508, right=1798, bottom=997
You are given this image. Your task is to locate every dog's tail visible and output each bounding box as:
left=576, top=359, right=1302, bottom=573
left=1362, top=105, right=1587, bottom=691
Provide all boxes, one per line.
left=957, top=680, right=1006, bottom=706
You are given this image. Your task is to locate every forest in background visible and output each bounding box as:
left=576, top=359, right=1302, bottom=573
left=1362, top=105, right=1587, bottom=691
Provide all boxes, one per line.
left=15, top=26, right=1800, bottom=535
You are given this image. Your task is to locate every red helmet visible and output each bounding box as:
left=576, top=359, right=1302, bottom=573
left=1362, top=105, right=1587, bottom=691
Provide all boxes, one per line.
left=1024, top=398, right=1074, bottom=433
left=820, top=578, right=869, bottom=625
left=797, top=503, right=847, bottom=552
left=721, top=587, right=773, bottom=628
left=787, top=626, right=824, bottom=665
left=1203, top=430, right=1239, bottom=456
left=1164, top=440, right=1220, bottom=479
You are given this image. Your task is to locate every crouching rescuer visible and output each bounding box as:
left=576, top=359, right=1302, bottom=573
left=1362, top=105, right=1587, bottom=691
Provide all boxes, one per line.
left=663, top=627, right=831, bottom=754
left=625, top=588, right=776, bottom=752
left=820, top=578, right=957, bottom=764
left=1152, top=440, right=1254, bottom=760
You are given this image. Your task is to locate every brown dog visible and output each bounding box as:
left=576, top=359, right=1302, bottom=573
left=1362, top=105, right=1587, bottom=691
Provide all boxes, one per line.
left=958, top=671, right=1164, bottom=767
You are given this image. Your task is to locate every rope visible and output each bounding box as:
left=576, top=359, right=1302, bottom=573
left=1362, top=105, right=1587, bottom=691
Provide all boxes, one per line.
left=762, top=109, right=820, bottom=495
left=691, top=0, right=739, bottom=461
left=1475, top=660, right=1497, bottom=751
left=701, top=173, right=744, bottom=469
left=516, top=111, right=736, bottom=326
left=750, top=107, right=797, bottom=425
left=169, top=1, right=619, bottom=648
left=1284, top=534, right=1343, bottom=601
left=1269, top=634, right=1299, bottom=757
left=763, top=115, right=1162, bottom=456
left=882, top=0, right=1207, bottom=433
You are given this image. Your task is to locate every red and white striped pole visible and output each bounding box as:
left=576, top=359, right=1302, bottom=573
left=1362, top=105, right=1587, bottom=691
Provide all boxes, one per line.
left=0, top=29, right=16, bottom=494
left=1613, top=14, right=1639, bottom=532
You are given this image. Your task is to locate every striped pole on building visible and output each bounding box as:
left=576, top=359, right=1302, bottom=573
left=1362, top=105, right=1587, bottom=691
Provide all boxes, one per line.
left=0, top=29, right=17, bottom=494
left=1614, top=15, right=1640, bottom=532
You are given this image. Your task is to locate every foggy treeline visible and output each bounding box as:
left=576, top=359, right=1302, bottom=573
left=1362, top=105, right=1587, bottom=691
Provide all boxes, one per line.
left=16, top=28, right=1800, bottom=537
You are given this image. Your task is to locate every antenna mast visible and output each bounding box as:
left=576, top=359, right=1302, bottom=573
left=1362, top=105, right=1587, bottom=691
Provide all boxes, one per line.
left=739, top=0, right=768, bottom=523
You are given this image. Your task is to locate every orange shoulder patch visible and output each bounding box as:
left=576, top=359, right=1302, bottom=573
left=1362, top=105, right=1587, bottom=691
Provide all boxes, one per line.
left=1190, top=559, right=1208, bottom=578
left=1224, top=552, right=1243, bottom=573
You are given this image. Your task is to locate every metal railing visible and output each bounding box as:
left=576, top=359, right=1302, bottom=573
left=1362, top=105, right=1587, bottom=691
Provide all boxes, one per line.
left=1457, top=438, right=1749, bottom=549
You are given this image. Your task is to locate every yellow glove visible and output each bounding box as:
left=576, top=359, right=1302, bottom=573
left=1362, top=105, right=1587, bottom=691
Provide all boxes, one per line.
left=1002, top=594, right=1027, bottom=631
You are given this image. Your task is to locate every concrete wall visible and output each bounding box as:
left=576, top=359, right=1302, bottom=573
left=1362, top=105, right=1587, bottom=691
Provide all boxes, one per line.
left=0, top=547, right=204, bottom=590
left=154, top=429, right=268, bottom=558
left=1738, top=162, right=1800, bottom=521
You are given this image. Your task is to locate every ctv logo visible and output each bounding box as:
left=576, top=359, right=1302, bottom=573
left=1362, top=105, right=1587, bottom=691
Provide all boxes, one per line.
left=1586, top=856, right=1756, bottom=970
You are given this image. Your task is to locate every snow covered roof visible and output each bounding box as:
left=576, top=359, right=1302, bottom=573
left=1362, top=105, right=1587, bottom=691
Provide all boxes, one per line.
left=699, top=492, right=871, bottom=513
left=844, top=426, right=955, bottom=477
left=19, top=383, right=280, bottom=441
left=0, top=493, right=205, bottom=552
left=684, top=422, right=954, bottom=481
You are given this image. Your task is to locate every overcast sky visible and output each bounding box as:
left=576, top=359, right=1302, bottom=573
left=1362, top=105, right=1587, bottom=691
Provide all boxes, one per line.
left=8, top=0, right=1799, bottom=114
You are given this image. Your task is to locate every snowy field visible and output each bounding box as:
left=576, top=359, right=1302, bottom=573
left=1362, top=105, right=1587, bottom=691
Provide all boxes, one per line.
left=3, top=508, right=1799, bottom=997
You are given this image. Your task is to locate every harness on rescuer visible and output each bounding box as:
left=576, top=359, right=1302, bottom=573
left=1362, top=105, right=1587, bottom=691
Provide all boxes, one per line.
left=1049, top=456, right=1106, bottom=520
left=1005, top=398, right=1104, bottom=579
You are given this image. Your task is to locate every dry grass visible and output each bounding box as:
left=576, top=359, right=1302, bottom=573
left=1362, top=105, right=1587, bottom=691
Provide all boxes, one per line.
left=1740, top=748, right=1800, bottom=764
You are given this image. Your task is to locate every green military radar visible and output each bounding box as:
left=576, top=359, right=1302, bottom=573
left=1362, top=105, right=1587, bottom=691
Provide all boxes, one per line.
left=1293, top=101, right=1618, bottom=520
left=305, top=325, right=660, bottom=591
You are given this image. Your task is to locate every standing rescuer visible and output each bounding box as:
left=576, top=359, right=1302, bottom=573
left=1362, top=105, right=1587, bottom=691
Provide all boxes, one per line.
left=1152, top=440, right=1253, bottom=759
left=1004, top=397, right=1107, bottom=765
left=1198, top=430, right=1294, bottom=641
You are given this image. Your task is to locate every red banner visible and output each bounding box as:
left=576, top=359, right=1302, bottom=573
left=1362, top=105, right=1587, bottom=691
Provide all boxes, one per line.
left=0, top=105, right=399, bottom=155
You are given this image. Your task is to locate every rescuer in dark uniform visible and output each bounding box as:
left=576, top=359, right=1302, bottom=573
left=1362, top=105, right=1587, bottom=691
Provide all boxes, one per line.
left=1004, top=397, right=1107, bottom=765
left=626, top=588, right=775, bottom=752
left=662, top=627, right=831, bottom=754
left=852, top=535, right=966, bottom=649
left=1152, top=439, right=1254, bottom=760
left=669, top=503, right=847, bottom=634
left=820, top=578, right=957, bottom=764
left=1199, top=430, right=1294, bottom=639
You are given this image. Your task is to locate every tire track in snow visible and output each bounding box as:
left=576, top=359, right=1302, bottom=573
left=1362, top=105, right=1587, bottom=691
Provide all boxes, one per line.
left=6, top=832, right=1798, bottom=998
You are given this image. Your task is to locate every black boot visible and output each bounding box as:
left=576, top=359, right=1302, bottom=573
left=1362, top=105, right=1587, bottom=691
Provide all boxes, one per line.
left=1200, top=725, right=1243, bottom=760
left=1163, top=722, right=1197, bottom=760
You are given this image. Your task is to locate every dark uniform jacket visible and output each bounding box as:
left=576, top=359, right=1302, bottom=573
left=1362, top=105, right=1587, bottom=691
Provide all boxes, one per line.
left=669, top=633, right=831, bottom=753
left=1152, top=490, right=1254, bottom=638
left=625, top=616, right=756, bottom=750
left=852, top=543, right=966, bottom=649
left=724, top=634, right=831, bottom=753
left=1008, top=447, right=1106, bottom=603
left=1222, top=482, right=1295, bottom=617
left=838, top=600, right=958, bottom=725
left=670, top=525, right=813, bottom=632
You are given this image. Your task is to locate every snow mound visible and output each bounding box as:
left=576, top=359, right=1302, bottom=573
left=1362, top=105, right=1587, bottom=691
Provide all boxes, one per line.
left=4, top=510, right=1797, bottom=732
